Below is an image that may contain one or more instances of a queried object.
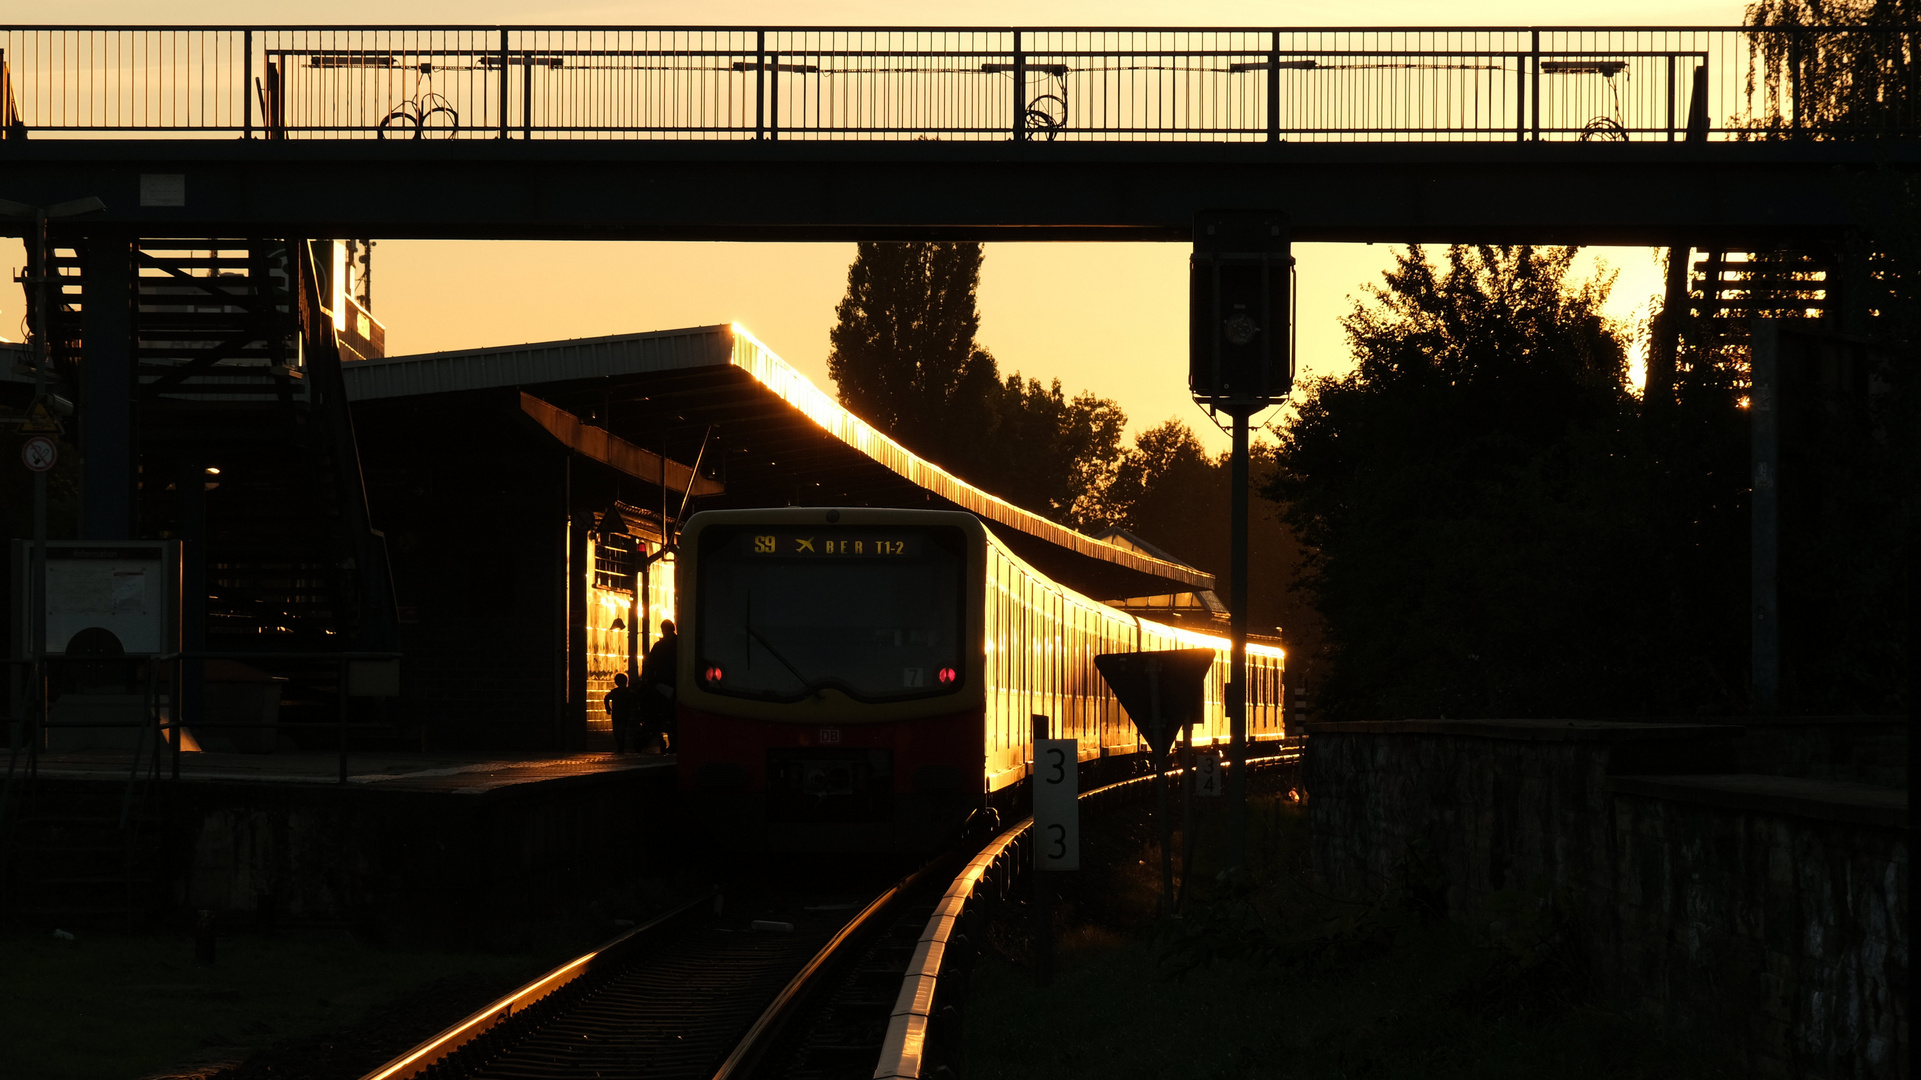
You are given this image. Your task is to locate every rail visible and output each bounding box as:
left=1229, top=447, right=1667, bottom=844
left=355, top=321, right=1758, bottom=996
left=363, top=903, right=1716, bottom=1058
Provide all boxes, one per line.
left=712, top=854, right=958, bottom=1080
left=359, top=888, right=720, bottom=1080
left=358, top=857, right=955, bottom=1080
left=0, top=25, right=1914, bottom=142
left=873, top=748, right=1301, bottom=1080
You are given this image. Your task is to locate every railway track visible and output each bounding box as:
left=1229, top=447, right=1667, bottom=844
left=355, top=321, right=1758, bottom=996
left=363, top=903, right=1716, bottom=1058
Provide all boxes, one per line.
left=359, top=859, right=955, bottom=1080
left=363, top=749, right=1302, bottom=1080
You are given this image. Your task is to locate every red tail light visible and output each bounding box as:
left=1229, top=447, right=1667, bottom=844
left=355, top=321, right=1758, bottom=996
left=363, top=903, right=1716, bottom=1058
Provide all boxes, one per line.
left=704, top=665, right=724, bottom=684
left=938, top=667, right=957, bottom=684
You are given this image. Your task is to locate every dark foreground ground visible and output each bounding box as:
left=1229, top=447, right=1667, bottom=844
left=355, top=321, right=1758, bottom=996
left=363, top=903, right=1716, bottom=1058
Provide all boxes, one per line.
left=4, top=783, right=1739, bottom=1080
left=0, top=848, right=919, bottom=1080
left=960, top=782, right=1739, bottom=1080
left=0, top=910, right=613, bottom=1080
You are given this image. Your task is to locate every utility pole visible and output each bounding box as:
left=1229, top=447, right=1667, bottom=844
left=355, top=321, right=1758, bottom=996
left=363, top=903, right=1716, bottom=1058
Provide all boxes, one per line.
left=1189, top=210, right=1291, bottom=874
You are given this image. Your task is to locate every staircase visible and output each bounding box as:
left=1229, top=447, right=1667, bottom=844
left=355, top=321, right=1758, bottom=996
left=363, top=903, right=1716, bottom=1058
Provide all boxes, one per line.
left=0, top=771, right=169, bottom=930
left=51, top=235, right=401, bottom=675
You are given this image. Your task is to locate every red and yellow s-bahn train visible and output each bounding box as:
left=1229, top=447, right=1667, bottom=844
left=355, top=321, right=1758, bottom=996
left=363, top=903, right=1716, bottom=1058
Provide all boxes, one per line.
left=675, top=507, right=1286, bottom=852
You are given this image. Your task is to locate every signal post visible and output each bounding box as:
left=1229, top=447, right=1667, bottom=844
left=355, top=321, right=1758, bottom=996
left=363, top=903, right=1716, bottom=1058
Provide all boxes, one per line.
left=1189, top=211, right=1292, bottom=873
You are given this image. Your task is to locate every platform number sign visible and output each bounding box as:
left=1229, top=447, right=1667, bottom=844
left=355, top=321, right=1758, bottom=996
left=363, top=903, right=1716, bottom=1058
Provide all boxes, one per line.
left=1194, top=750, right=1224, bottom=797
left=1033, top=738, right=1079, bottom=870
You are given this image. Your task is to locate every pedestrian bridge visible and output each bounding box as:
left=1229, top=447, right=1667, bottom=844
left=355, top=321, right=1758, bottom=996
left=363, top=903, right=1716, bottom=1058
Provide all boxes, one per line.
left=1, top=24, right=1915, bottom=242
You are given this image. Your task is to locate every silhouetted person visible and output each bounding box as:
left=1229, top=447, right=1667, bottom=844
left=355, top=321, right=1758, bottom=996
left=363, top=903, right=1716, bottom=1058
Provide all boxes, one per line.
left=604, top=672, right=642, bottom=754
left=639, top=619, right=678, bottom=753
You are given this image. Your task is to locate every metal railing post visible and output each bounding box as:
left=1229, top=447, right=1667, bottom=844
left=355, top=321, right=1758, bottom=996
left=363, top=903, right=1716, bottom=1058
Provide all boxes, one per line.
left=1530, top=30, right=1541, bottom=140
left=1516, top=50, right=1526, bottom=142
left=1012, top=31, right=1025, bottom=141
left=1266, top=31, right=1280, bottom=143
left=522, top=51, right=532, bottom=139
left=498, top=29, right=510, bottom=139
left=770, top=52, right=780, bottom=140
left=172, top=657, right=182, bottom=781
left=1790, top=31, right=1804, bottom=133
left=30, top=659, right=43, bottom=786
left=338, top=656, right=349, bottom=783
left=1667, top=54, right=1676, bottom=141
left=755, top=31, right=765, bottom=140
left=1751, top=319, right=1780, bottom=712
left=244, top=30, right=253, bottom=139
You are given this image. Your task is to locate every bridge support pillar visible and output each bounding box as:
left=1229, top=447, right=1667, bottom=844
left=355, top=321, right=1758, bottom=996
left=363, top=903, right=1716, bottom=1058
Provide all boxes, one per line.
left=80, top=235, right=136, bottom=541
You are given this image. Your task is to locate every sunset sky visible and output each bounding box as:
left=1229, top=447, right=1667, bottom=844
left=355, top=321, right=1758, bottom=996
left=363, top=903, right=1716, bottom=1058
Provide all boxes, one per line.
left=8, top=0, right=1747, bottom=453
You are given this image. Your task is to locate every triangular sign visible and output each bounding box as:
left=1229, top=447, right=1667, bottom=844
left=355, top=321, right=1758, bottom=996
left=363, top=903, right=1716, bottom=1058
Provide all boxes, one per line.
left=21, top=400, right=60, bottom=434
left=1093, top=648, right=1215, bottom=756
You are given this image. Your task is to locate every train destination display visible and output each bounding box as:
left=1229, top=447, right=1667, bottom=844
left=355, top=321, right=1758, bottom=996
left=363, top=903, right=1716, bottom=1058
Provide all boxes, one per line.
left=747, top=531, right=920, bottom=557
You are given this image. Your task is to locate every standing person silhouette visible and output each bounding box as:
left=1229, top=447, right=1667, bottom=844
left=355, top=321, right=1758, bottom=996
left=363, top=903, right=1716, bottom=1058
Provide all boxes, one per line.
left=604, top=672, right=642, bottom=754
left=638, top=619, right=678, bottom=753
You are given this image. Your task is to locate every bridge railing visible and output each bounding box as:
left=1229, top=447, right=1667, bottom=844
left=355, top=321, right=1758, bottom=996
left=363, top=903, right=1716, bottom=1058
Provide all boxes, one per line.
left=0, top=26, right=1913, bottom=142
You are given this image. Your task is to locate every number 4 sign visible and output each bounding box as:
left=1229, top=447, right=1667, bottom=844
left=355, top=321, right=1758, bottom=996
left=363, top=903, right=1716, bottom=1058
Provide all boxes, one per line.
left=1194, top=750, right=1224, bottom=797
left=1033, top=737, right=1079, bottom=870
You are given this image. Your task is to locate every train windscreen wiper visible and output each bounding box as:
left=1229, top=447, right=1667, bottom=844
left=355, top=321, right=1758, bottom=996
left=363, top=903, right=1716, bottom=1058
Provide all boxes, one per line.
left=745, top=596, right=812, bottom=689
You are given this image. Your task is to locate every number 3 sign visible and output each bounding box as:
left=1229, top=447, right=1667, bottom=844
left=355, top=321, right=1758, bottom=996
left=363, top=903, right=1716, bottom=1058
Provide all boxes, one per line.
left=1194, top=750, right=1224, bottom=797
left=1033, top=737, right=1079, bottom=870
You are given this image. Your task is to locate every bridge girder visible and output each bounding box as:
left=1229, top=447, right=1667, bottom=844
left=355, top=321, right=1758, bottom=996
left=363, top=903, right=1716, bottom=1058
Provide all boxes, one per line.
left=0, top=139, right=1914, bottom=246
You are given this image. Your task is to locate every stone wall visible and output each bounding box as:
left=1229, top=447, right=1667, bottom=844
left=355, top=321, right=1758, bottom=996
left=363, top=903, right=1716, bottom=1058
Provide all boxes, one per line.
left=1304, top=720, right=1908, bottom=1079
left=1304, top=720, right=1738, bottom=938
left=1608, top=775, right=1907, bottom=1079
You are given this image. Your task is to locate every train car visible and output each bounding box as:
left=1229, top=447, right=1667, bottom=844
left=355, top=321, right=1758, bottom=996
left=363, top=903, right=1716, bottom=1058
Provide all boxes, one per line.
left=675, top=507, right=1285, bottom=852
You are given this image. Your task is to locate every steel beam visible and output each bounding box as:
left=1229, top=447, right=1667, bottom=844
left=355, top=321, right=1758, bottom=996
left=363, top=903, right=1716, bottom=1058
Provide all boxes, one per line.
left=0, top=140, right=1911, bottom=245
left=518, top=392, right=723, bottom=497
left=79, top=235, right=134, bottom=540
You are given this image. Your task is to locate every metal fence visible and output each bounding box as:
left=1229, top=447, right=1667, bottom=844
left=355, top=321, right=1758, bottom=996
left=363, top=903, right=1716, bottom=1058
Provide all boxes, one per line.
left=0, top=26, right=1915, bottom=142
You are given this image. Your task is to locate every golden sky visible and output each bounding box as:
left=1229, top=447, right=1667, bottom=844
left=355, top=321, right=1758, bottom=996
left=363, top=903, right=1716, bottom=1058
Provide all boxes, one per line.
left=7, top=0, right=1745, bottom=452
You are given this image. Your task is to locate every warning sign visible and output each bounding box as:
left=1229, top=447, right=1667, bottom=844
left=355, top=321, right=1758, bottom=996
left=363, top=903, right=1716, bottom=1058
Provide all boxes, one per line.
left=21, top=399, right=62, bottom=434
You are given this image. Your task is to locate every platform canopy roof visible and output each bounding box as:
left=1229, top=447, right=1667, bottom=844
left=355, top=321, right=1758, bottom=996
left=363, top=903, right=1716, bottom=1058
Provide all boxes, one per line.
left=344, top=324, right=1213, bottom=601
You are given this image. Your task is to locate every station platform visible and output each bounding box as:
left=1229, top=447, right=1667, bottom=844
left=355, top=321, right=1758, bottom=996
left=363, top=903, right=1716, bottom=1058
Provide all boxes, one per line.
left=2, top=749, right=687, bottom=939
left=19, top=748, right=675, bottom=795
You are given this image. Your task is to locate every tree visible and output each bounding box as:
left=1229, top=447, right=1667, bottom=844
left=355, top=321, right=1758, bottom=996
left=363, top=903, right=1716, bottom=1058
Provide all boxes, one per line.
left=827, top=241, right=1000, bottom=470
left=1097, top=419, right=1329, bottom=691
left=972, top=374, right=1126, bottom=529
left=1743, top=0, right=1917, bottom=137
left=827, top=241, right=1126, bottom=529
left=1270, top=245, right=1750, bottom=720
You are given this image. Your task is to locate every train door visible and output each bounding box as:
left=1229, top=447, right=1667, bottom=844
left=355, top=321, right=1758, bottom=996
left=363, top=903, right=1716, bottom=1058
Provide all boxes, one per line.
left=585, top=530, right=636, bottom=741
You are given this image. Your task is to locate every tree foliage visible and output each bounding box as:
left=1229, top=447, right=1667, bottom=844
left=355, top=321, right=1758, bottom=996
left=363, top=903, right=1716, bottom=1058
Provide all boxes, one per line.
left=827, top=241, right=1124, bottom=529
left=828, top=241, right=1001, bottom=469
left=1743, top=0, right=1918, bottom=135
left=1269, top=245, right=1752, bottom=720
left=1099, top=419, right=1329, bottom=688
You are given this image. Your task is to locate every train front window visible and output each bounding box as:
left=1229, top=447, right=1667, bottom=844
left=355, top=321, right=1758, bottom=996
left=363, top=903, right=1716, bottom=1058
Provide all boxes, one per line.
left=696, top=526, right=966, bottom=702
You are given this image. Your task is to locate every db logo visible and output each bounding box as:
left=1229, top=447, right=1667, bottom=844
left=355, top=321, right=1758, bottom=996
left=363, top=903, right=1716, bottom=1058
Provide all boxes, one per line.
left=818, top=728, right=841, bottom=744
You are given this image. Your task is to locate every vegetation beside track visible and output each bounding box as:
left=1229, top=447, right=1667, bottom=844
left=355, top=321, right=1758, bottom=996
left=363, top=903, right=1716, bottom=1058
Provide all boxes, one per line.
left=961, top=784, right=1737, bottom=1080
